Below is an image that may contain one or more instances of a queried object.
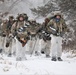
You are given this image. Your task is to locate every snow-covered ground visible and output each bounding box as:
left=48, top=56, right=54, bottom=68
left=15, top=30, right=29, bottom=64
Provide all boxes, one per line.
left=0, top=0, right=76, bottom=75
left=0, top=52, right=76, bottom=75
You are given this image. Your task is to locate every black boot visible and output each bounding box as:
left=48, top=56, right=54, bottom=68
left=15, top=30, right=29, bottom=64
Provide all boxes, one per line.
left=41, top=50, right=45, bottom=54
left=0, top=49, right=3, bottom=53
left=58, top=57, right=63, bottom=61
left=51, top=57, right=57, bottom=61
left=46, top=55, right=50, bottom=58
left=35, top=51, right=40, bottom=56
left=8, top=53, right=12, bottom=57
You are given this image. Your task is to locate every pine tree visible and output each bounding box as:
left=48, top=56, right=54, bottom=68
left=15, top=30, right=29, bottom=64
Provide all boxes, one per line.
left=31, top=0, right=59, bottom=17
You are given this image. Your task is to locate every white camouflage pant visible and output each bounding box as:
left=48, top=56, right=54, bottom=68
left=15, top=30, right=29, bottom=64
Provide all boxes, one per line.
left=41, top=39, right=51, bottom=56
left=51, top=34, right=62, bottom=58
left=28, top=36, right=41, bottom=55
left=15, top=38, right=26, bottom=60
left=3, top=36, right=16, bottom=56
left=0, top=36, right=6, bottom=53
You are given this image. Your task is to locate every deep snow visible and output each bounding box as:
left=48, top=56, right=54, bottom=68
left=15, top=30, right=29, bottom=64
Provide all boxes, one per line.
left=0, top=53, right=76, bottom=75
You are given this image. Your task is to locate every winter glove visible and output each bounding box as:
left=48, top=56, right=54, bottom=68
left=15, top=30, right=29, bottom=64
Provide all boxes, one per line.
left=27, top=32, right=30, bottom=35
left=6, top=42, right=10, bottom=47
left=2, top=33, right=6, bottom=37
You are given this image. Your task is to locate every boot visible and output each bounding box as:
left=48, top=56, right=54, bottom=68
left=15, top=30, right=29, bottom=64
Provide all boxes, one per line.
left=16, top=57, right=22, bottom=61
left=46, top=55, right=50, bottom=58
left=8, top=53, right=12, bottom=57
left=58, top=57, right=63, bottom=61
left=35, top=51, right=40, bottom=56
left=41, top=50, right=45, bottom=54
left=0, top=49, right=2, bottom=53
left=51, top=57, right=57, bottom=61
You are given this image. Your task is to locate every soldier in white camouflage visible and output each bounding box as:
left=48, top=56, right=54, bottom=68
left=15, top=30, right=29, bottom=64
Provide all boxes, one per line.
left=0, top=16, right=15, bottom=56
left=11, top=14, right=30, bottom=61
left=40, top=18, right=51, bottom=57
left=27, top=19, right=42, bottom=56
left=47, top=11, right=68, bottom=61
